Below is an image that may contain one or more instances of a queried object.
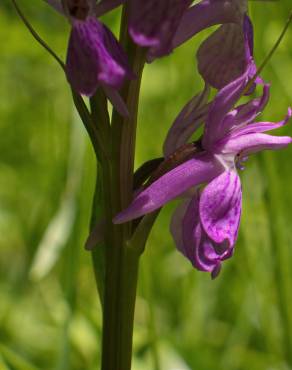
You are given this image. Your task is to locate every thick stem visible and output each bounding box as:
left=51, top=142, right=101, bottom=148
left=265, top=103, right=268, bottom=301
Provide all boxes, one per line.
left=101, top=243, right=140, bottom=370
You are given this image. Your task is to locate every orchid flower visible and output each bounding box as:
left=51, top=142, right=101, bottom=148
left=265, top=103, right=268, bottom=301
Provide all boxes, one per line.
left=113, top=65, right=292, bottom=277
left=45, top=0, right=133, bottom=114
left=129, top=0, right=247, bottom=64
left=129, top=0, right=259, bottom=91
left=128, top=0, right=192, bottom=61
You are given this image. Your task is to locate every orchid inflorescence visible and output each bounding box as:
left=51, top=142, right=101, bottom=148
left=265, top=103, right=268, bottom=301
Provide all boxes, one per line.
left=10, top=0, right=292, bottom=367
left=36, top=0, right=291, bottom=279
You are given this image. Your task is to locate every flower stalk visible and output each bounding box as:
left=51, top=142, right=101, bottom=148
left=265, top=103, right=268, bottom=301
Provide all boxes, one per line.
left=88, top=4, right=146, bottom=369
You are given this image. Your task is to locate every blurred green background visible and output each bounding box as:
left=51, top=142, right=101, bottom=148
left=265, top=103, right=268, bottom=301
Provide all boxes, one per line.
left=1, top=1, right=292, bottom=369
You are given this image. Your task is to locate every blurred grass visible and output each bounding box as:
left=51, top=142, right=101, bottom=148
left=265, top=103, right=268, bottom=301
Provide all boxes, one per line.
left=1, top=0, right=292, bottom=369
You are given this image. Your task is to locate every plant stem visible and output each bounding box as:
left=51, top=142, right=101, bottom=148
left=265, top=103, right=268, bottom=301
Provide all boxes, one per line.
left=90, top=5, right=146, bottom=370
left=97, top=224, right=141, bottom=370
left=111, top=7, right=146, bottom=216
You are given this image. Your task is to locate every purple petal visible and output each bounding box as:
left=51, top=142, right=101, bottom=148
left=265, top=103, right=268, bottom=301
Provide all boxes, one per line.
left=220, top=132, right=292, bottom=156
left=200, top=170, right=242, bottom=246
left=196, top=232, right=234, bottom=278
left=173, top=0, right=241, bottom=49
left=197, top=24, right=247, bottom=89
left=182, top=194, right=202, bottom=262
left=229, top=84, right=270, bottom=127
left=113, top=153, right=223, bottom=223
left=173, top=193, right=235, bottom=277
left=222, top=84, right=270, bottom=132
left=170, top=199, right=191, bottom=257
left=66, top=18, right=133, bottom=96
left=243, top=15, right=265, bottom=92
left=163, top=85, right=210, bottom=157
left=231, top=107, right=292, bottom=137
left=243, top=14, right=253, bottom=61
left=129, top=0, right=191, bottom=60
left=203, top=66, right=251, bottom=149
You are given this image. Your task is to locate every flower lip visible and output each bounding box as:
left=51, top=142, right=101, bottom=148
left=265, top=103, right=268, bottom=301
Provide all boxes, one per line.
left=199, top=170, right=242, bottom=247
left=173, top=190, right=236, bottom=278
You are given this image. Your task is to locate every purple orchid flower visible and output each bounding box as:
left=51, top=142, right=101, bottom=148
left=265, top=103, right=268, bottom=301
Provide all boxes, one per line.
left=65, top=14, right=133, bottom=95
left=113, top=66, right=292, bottom=277
left=128, top=0, right=192, bottom=61
left=129, top=0, right=257, bottom=92
left=45, top=0, right=133, bottom=115
left=162, top=14, right=256, bottom=160
left=129, top=0, right=247, bottom=63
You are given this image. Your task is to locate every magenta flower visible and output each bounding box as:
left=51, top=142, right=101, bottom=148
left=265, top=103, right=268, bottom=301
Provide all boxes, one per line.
left=129, top=0, right=192, bottom=61
left=129, top=0, right=247, bottom=63
left=46, top=0, right=133, bottom=108
left=170, top=181, right=239, bottom=279
left=163, top=14, right=255, bottom=158
left=113, top=66, right=291, bottom=277
left=129, top=0, right=256, bottom=91
left=66, top=16, right=133, bottom=95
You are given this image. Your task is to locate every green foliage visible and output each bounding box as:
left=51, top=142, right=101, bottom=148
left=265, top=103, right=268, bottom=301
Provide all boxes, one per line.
left=1, top=1, right=292, bottom=369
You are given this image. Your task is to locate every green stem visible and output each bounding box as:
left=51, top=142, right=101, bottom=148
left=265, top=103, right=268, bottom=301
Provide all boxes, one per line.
left=100, top=5, right=146, bottom=370
left=111, top=9, right=146, bottom=216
